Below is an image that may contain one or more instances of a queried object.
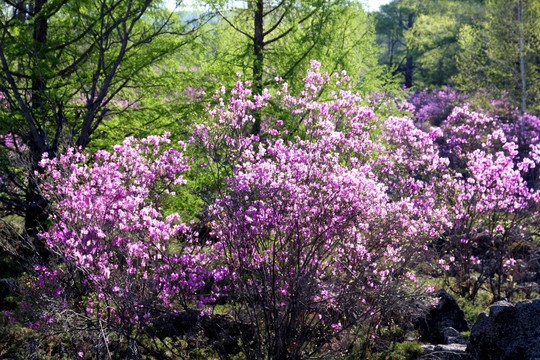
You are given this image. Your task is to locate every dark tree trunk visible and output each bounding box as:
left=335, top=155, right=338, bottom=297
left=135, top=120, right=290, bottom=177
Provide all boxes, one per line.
left=251, top=0, right=264, bottom=135
left=404, top=54, right=413, bottom=88
left=31, top=0, right=48, bottom=115
left=404, top=13, right=414, bottom=88
left=26, top=0, right=50, bottom=242
left=24, top=171, right=48, bottom=245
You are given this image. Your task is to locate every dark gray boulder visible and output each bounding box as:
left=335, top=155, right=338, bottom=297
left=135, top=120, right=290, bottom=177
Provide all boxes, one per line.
left=416, top=289, right=469, bottom=344
left=442, top=327, right=469, bottom=345
left=468, top=297, right=540, bottom=360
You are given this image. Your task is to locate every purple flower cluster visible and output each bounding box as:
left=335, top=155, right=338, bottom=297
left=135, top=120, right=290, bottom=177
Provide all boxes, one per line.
left=408, top=87, right=466, bottom=127
left=198, top=61, right=447, bottom=356
left=33, top=133, right=226, bottom=333
left=406, top=88, right=540, bottom=300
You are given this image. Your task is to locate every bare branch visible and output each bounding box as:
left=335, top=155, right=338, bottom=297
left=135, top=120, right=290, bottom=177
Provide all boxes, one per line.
left=263, top=6, right=320, bottom=46
left=214, top=7, right=254, bottom=40
left=262, top=6, right=288, bottom=37
left=263, top=0, right=286, bottom=17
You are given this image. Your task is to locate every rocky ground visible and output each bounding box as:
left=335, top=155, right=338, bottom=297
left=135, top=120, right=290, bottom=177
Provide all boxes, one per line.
left=416, top=290, right=540, bottom=360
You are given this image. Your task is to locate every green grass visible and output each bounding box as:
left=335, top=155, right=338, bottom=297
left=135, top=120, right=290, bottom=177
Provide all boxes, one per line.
left=375, top=341, right=424, bottom=360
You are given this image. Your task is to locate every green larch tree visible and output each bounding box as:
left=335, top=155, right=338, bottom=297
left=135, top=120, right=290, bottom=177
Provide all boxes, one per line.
left=0, top=0, right=204, bottom=237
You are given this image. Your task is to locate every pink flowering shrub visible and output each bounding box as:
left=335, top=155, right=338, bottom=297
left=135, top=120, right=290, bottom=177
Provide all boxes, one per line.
left=470, top=91, right=540, bottom=152
left=191, top=77, right=270, bottom=189
left=200, top=61, right=442, bottom=358
left=408, top=87, right=466, bottom=127
left=407, top=92, right=540, bottom=301
left=408, top=88, right=540, bottom=166
left=20, top=133, right=226, bottom=357
left=436, top=137, right=540, bottom=300
left=376, top=115, right=450, bottom=209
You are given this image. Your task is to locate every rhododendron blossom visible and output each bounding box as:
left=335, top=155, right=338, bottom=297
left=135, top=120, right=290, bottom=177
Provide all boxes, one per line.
left=27, top=133, right=226, bottom=354
left=406, top=88, right=540, bottom=301
left=199, top=62, right=443, bottom=358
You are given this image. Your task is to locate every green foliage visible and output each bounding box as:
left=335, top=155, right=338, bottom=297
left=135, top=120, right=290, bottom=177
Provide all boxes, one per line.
left=81, top=13, right=211, bottom=151
left=375, top=0, right=483, bottom=88
left=0, top=322, right=32, bottom=359
left=342, top=325, right=423, bottom=360
left=375, top=341, right=424, bottom=360
left=197, top=0, right=391, bottom=95
left=374, top=0, right=416, bottom=86
left=0, top=215, right=25, bottom=279
left=455, top=0, right=540, bottom=114
left=452, top=286, right=492, bottom=325
left=406, top=13, right=458, bottom=86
